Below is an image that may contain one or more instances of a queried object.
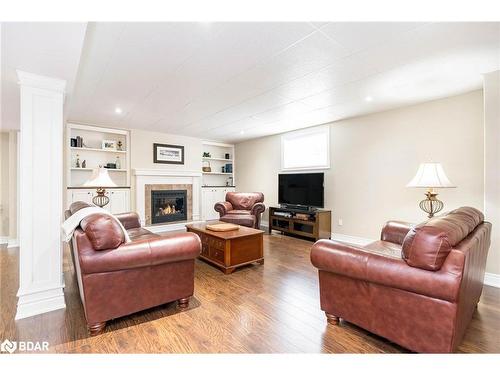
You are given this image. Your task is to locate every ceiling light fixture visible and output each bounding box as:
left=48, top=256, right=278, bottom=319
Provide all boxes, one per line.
left=115, top=107, right=123, bottom=114
left=365, top=96, right=373, bottom=102
left=240, top=130, right=245, bottom=135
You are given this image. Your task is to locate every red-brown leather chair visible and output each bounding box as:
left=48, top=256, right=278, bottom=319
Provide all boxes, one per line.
left=65, top=202, right=201, bottom=335
left=214, top=192, right=265, bottom=229
left=310, top=207, right=491, bottom=353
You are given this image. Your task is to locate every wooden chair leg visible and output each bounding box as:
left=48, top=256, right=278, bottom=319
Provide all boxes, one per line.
left=178, top=297, right=190, bottom=309
left=88, top=321, right=106, bottom=335
left=325, top=313, right=340, bottom=325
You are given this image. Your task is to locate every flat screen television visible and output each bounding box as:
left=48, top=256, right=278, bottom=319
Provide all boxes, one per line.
left=278, top=173, right=324, bottom=209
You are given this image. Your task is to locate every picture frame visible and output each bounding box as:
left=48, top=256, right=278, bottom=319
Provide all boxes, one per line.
left=102, top=140, right=117, bottom=150
left=153, top=143, right=185, bottom=164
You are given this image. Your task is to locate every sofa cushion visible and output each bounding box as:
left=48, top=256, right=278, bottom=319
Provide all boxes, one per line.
left=402, top=207, right=484, bottom=271
left=227, top=209, right=251, bottom=215
left=226, top=192, right=264, bottom=210
left=80, top=213, right=125, bottom=250
left=220, top=214, right=256, bottom=228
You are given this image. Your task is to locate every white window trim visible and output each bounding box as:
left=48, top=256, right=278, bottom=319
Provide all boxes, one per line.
left=280, top=125, right=330, bottom=171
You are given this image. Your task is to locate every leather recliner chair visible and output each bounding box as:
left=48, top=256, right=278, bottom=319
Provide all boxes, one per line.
left=65, top=202, right=201, bottom=335
left=310, top=207, right=491, bottom=353
left=214, top=192, right=265, bottom=229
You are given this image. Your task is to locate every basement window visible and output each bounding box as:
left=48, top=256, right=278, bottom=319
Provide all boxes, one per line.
left=281, top=125, right=330, bottom=171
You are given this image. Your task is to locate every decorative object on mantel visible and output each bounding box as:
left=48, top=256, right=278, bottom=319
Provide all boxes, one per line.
left=407, top=162, right=456, bottom=218
left=206, top=223, right=240, bottom=232
left=154, top=143, right=185, bottom=164
left=202, top=160, right=211, bottom=172
left=102, top=140, right=117, bottom=151
left=203, top=152, right=211, bottom=158
left=83, top=166, right=117, bottom=207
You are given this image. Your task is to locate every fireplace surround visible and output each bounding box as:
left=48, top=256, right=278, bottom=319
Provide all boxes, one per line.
left=134, top=169, right=201, bottom=229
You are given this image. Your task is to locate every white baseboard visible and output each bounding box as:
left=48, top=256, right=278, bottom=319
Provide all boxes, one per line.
left=15, top=286, right=66, bottom=320
left=0, top=236, right=8, bottom=245
left=7, top=238, right=19, bottom=248
left=484, top=273, right=500, bottom=288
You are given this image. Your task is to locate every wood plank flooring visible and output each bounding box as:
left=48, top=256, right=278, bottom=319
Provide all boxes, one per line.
left=1, top=233, right=499, bottom=353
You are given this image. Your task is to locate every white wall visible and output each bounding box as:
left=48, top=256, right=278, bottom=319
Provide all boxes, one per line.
left=130, top=128, right=203, bottom=210
left=484, top=71, right=500, bottom=275
left=236, top=90, right=485, bottom=254
left=0, top=132, right=9, bottom=238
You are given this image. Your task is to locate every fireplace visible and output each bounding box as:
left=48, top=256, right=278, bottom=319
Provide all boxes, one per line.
left=151, top=190, right=187, bottom=224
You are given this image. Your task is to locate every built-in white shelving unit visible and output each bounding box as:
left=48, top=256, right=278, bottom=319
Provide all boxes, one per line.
left=65, top=123, right=131, bottom=213
left=201, top=141, right=236, bottom=220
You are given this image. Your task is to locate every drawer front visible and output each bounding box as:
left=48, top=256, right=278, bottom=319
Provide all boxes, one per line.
left=201, top=242, right=209, bottom=257
left=209, top=237, right=225, bottom=251
left=210, top=246, right=225, bottom=263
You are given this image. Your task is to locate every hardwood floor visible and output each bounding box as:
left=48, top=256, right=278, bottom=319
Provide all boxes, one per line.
left=1, top=233, right=499, bottom=353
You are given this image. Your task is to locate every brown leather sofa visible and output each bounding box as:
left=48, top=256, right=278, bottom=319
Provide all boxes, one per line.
left=310, top=207, right=491, bottom=353
left=214, top=192, right=265, bottom=229
left=65, top=202, right=201, bottom=335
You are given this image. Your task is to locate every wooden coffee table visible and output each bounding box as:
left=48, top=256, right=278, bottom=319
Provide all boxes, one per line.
left=186, top=221, right=264, bottom=274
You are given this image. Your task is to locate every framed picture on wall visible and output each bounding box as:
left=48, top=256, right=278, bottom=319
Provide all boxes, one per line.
left=153, top=143, right=185, bottom=164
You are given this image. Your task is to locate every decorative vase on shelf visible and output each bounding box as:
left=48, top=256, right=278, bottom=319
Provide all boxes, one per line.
left=115, top=156, right=121, bottom=169
left=75, top=154, right=80, bottom=168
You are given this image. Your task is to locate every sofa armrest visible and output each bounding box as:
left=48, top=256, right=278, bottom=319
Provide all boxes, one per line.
left=214, top=201, right=233, bottom=217
left=79, top=232, right=201, bottom=274
left=381, top=221, right=414, bottom=245
left=114, top=212, right=141, bottom=230
left=251, top=202, right=266, bottom=216
left=310, top=239, right=464, bottom=302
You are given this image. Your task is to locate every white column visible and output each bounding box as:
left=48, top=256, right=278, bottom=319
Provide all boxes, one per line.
left=483, top=70, right=500, bottom=286
left=15, top=71, right=67, bottom=320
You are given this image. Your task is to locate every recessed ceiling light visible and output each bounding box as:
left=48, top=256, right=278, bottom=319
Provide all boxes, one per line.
left=240, top=130, right=245, bottom=135
left=115, top=107, right=123, bottom=114
left=365, top=96, right=373, bottom=102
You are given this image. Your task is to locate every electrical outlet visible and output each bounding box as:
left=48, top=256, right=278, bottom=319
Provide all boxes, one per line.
left=338, top=218, right=343, bottom=226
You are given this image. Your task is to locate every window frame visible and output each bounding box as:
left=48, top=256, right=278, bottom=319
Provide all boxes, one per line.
left=280, top=125, right=330, bottom=171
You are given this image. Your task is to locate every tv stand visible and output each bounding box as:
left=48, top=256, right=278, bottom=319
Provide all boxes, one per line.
left=268, top=206, right=331, bottom=241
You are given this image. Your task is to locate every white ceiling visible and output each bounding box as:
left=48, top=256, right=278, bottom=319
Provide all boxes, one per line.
left=1, top=22, right=87, bottom=129
left=2, top=22, right=500, bottom=143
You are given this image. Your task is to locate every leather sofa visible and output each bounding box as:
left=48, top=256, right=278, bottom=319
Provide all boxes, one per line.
left=65, top=202, right=201, bottom=335
left=310, top=207, right=491, bottom=353
left=214, top=192, right=265, bottom=229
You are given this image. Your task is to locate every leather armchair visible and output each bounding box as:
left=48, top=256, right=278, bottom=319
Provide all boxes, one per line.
left=214, top=192, right=265, bottom=229
left=65, top=202, right=201, bottom=335
left=310, top=207, right=491, bottom=353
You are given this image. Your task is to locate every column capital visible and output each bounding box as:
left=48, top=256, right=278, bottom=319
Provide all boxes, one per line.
left=16, top=70, right=66, bottom=93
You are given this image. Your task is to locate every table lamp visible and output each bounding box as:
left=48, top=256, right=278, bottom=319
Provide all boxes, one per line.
left=83, top=166, right=117, bottom=207
left=406, top=162, right=456, bottom=218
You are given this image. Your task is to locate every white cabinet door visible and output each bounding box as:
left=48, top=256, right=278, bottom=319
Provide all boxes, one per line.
left=69, top=189, right=93, bottom=205
left=108, top=189, right=130, bottom=214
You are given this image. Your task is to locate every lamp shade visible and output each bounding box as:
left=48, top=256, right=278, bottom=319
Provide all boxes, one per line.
left=83, top=167, right=117, bottom=188
left=406, top=163, right=456, bottom=188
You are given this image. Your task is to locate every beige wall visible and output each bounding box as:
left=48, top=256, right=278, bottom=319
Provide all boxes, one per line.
left=236, top=90, right=487, bottom=261
left=129, top=128, right=203, bottom=210
left=484, top=71, right=500, bottom=275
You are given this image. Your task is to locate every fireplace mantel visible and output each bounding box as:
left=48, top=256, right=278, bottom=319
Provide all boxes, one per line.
left=134, top=169, right=202, bottom=232
left=134, top=169, right=202, bottom=177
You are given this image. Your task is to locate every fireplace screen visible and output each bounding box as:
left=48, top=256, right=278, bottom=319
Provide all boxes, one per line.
left=151, top=190, right=187, bottom=224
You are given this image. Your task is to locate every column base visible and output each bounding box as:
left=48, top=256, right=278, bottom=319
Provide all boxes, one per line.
left=15, top=286, right=66, bottom=320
